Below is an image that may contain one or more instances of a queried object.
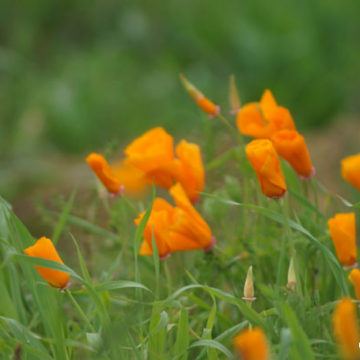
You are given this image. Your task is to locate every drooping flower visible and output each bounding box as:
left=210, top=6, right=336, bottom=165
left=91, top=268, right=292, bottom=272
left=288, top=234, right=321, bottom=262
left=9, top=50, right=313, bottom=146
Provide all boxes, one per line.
left=341, top=154, right=360, bottom=191
left=134, top=183, right=214, bottom=259
left=333, top=298, right=360, bottom=360
left=87, top=128, right=206, bottom=201
left=328, top=213, right=357, bottom=267
left=86, top=153, right=147, bottom=196
left=271, top=129, right=315, bottom=179
left=349, top=268, right=360, bottom=300
left=233, top=328, right=270, bottom=360
left=179, top=74, right=220, bottom=117
left=86, top=153, right=123, bottom=194
left=245, top=139, right=287, bottom=199
left=236, top=89, right=296, bottom=139
left=24, top=237, right=70, bottom=289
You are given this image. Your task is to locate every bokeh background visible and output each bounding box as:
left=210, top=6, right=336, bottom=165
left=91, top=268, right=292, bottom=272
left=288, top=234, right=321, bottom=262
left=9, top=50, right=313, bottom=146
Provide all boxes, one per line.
left=1, top=0, right=360, bottom=227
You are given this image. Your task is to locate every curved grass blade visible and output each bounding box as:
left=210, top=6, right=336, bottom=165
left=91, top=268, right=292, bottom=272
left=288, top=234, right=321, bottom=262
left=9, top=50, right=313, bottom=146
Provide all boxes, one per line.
left=95, top=280, right=151, bottom=293
left=190, top=340, right=232, bottom=359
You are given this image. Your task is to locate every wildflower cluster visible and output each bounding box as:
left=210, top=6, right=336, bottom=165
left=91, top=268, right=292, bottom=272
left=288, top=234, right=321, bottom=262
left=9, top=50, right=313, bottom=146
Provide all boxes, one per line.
left=3, top=74, right=360, bottom=359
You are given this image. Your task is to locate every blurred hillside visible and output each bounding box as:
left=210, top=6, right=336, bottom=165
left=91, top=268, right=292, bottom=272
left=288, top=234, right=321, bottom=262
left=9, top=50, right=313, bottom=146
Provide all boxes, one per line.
left=1, top=0, right=360, bottom=205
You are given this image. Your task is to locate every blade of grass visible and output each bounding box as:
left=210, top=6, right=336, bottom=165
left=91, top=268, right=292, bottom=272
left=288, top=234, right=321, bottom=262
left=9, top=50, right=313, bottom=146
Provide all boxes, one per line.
left=94, top=280, right=151, bottom=293
left=190, top=340, right=232, bottom=359
left=174, top=307, right=189, bottom=360
left=52, top=190, right=76, bottom=245
left=45, top=210, right=119, bottom=243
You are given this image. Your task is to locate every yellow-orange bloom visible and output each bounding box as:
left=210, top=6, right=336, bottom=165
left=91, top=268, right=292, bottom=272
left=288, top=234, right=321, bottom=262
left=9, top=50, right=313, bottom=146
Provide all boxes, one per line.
left=111, top=161, right=147, bottom=197
left=134, top=183, right=214, bottom=259
left=333, top=298, right=360, bottom=360
left=86, top=153, right=147, bottom=196
left=271, top=129, right=315, bottom=179
left=236, top=89, right=296, bottom=139
left=233, top=328, right=270, bottom=360
left=125, top=127, right=205, bottom=201
left=24, top=237, right=70, bottom=288
left=328, top=213, right=357, bottom=267
left=245, top=139, right=287, bottom=199
left=349, top=269, right=360, bottom=300
left=86, top=153, right=123, bottom=194
left=342, top=154, right=360, bottom=191
left=125, top=127, right=175, bottom=188
left=170, top=140, right=205, bottom=202
left=180, top=74, right=220, bottom=117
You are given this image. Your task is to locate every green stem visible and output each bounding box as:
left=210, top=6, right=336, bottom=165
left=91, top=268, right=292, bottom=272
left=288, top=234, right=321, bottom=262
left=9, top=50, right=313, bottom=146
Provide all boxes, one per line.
left=121, top=196, right=139, bottom=216
left=276, top=195, right=293, bottom=287
left=216, top=112, right=244, bottom=148
left=164, top=262, right=172, bottom=297
left=311, top=179, right=319, bottom=209
left=66, top=289, right=95, bottom=333
left=302, top=180, right=309, bottom=199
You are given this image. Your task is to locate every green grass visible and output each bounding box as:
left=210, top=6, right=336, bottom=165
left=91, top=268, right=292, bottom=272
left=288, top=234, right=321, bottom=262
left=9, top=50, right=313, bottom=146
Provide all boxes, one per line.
left=0, top=115, right=357, bottom=359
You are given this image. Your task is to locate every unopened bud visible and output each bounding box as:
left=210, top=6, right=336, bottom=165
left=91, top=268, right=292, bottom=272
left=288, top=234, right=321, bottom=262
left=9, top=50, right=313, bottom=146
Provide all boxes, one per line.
left=179, top=74, right=220, bottom=117
left=287, top=257, right=296, bottom=289
left=242, top=266, right=256, bottom=301
left=229, top=75, right=241, bottom=114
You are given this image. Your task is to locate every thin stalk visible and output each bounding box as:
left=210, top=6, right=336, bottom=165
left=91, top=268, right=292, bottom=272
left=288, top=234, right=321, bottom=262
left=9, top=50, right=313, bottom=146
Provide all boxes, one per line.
left=164, top=262, right=172, bottom=297
left=276, top=195, right=292, bottom=287
left=121, top=196, right=139, bottom=216
left=66, top=289, right=95, bottom=333
left=311, top=179, right=319, bottom=209
left=216, top=112, right=244, bottom=148
left=302, top=180, right=309, bottom=199
left=246, top=301, right=253, bottom=330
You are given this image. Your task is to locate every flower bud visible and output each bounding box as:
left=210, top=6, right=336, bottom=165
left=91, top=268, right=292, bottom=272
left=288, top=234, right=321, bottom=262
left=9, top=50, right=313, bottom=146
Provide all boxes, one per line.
left=179, top=74, right=220, bottom=117
left=243, top=265, right=256, bottom=301
left=287, top=257, right=296, bottom=289
left=229, top=75, right=241, bottom=114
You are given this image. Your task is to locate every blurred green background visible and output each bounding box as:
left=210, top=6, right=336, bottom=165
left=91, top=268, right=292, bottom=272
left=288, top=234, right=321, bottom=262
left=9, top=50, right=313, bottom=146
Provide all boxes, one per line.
left=1, top=0, right=360, bottom=210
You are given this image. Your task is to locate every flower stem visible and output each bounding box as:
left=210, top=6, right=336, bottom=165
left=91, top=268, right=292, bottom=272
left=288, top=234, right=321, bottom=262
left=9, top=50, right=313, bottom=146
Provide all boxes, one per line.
left=216, top=112, right=244, bottom=148
left=66, top=289, right=95, bottom=333
left=276, top=195, right=293, bottom=287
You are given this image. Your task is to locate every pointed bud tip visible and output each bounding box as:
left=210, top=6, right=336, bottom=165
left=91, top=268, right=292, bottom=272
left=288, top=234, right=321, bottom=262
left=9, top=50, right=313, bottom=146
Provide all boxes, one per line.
left=243, top=265, right=255, bottom=300
left=229, top=74, right=241, bottom=113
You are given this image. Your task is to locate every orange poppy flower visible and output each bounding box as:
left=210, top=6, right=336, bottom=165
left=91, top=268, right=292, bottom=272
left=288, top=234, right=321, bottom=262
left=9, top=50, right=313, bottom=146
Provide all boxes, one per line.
left=86, top=153, right=123, bottom=194
left=233, top=327, right=270, bottom=360
left=134, top=183, right=214, bottom=259
left=236, top=89, right=296, bottom=139
left=170, top=140, right=205, bottom=202
left=180, top=74, right=220, bottom=117
left=349, top=268, right=360, bottom=300
left=125, top=127, right=205, bottom=201
left=24, top=237, right=70, bottom=289
left=333, top=298, right=360, bottom=360
left=328, top=213, right=357, bottom=267
left=86, top=153, right=147, bottom=196
left=341, top=154, right=360, bottom=191
left=271, top=129, right=315, bottom=179
left=111, top=161, right=147, bottom=197
left=245, top=139, right=287, bottom=199
left=124, top=127, right=175, bottom=188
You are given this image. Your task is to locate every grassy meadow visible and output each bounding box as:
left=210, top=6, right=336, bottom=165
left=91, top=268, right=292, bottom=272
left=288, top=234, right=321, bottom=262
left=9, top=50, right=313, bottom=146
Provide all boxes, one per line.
left=1, top=85, right=360, bottom=359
